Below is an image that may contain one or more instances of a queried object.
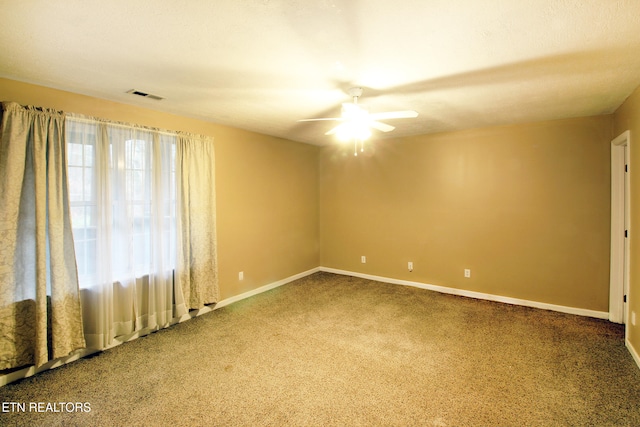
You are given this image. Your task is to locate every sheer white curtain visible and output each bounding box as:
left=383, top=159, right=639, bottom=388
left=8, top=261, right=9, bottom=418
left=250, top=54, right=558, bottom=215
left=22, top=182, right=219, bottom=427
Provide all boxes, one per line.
left=66, top=116, right=188, bottom=349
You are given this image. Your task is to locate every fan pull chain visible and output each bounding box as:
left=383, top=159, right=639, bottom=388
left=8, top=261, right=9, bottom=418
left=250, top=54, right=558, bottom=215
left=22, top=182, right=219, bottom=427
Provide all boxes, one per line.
left=353, top=138, right=366, bottom=156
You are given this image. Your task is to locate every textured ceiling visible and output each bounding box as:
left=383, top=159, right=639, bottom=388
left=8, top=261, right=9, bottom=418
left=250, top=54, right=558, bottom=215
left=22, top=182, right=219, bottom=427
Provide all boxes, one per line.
left=1, top=0, right=640, bottom=145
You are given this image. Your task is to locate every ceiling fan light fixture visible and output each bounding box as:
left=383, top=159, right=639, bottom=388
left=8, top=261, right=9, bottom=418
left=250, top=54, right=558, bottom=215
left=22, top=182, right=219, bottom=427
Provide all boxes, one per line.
left=337, top=102, right=372, bottom=142
left=335, top=120, right=371, bottom=142
left=298, top=87, right=417, bottom=155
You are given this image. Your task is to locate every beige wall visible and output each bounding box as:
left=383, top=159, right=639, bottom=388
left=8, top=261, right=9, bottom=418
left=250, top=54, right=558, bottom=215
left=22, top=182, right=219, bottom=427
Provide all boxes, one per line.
left=320, top=116, right=613, bottom=311
left=0, top=78, right=320, bottom=300
left=614, top=85, right=640, bottom=357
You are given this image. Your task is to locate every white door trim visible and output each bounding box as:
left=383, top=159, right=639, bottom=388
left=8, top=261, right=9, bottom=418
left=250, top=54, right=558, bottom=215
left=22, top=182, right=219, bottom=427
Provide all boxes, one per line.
left=610, top=130, right=630, bottom=324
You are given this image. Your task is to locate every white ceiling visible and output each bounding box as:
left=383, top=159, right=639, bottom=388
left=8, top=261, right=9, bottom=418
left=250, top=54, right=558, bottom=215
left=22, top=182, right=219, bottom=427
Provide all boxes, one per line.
left=1, top=0, right=640, bottom=145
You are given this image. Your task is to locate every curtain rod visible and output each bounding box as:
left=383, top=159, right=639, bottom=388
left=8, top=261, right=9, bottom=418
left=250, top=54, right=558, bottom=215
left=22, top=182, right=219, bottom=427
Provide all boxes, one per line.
left=65, top=114, right=214, bottom=143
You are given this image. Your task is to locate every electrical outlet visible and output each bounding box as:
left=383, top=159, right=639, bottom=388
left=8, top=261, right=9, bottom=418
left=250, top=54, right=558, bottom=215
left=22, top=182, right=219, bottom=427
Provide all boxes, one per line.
left=361, top=256, right=366, bottom=264
left=408, top=262, right=413, bottom=272
left=464, top=269, right=471, bottom=278
left=632, top=311, right=637, bottom=326
left=239, top=271, right=244, bottom=281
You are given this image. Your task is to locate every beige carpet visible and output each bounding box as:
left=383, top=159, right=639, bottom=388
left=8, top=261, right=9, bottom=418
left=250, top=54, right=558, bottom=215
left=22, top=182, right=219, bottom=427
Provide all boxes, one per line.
left=1, top=272, right=639, bottom=426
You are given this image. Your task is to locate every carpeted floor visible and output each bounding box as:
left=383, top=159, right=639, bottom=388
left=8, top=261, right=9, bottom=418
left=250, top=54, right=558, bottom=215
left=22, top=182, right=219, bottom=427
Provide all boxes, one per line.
left=1, top=272, right=640, bottom=426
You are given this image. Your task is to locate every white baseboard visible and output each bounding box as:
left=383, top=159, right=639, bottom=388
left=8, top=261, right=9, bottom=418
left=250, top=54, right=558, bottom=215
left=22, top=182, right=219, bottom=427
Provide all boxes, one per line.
left=320, top=267, right=610, bottom=320
left=627, top=338, right=640, bottom=370
left=0, top=347, right=102, bottom=387
left=214, top=267, right=321, bottom=310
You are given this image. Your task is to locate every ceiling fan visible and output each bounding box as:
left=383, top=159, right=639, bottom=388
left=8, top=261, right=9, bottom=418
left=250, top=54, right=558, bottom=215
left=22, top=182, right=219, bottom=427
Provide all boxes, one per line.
left=298, top=87, right=418, bottom=155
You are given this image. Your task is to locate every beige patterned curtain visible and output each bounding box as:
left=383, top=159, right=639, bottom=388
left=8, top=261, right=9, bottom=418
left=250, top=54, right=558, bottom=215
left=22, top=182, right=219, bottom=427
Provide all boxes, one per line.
left=176, top=134, right=219, bottom=308
left=0, top=102, right=85, bottom=369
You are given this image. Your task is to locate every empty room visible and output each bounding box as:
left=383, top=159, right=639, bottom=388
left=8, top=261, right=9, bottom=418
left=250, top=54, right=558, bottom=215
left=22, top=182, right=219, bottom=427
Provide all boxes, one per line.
left=1, top=1, right=640, bottom=426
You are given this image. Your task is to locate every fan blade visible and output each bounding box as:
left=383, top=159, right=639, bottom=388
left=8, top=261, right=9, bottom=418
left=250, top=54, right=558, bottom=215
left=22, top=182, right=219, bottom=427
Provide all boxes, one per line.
left=325, top=123, right=348, bottom=136
left=297, top=117, right=343, bottom=122
left=369, top=121, right=395, bottom=132
left=368, top=110, right=418, bottom=120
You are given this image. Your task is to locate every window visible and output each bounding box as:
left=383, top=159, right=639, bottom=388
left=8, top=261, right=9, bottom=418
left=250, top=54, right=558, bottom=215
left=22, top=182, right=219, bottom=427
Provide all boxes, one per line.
left=66, top=119, right=177, bottom=289
left=65, top=114, right=216, bottom=347
left=67, top=124, right=97, bottom=287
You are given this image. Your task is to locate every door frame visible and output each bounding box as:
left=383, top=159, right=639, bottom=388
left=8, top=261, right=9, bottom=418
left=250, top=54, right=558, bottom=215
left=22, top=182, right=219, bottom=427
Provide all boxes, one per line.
left=610, top=130, right=630, bottom=324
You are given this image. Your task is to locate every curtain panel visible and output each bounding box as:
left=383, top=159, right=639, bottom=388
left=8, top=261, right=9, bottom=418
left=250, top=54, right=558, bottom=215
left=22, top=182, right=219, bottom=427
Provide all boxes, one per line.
left=0, top=102, right=85, bottom=369
left=176, top=135, right=219, bottom=309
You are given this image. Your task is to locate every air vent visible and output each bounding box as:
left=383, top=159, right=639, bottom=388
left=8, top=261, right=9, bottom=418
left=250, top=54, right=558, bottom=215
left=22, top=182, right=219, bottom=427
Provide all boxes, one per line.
left=126, top=89, right=164, bottom=101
